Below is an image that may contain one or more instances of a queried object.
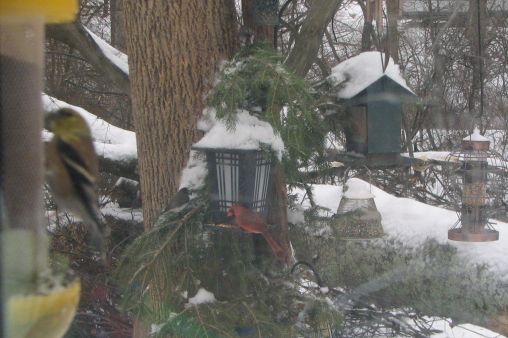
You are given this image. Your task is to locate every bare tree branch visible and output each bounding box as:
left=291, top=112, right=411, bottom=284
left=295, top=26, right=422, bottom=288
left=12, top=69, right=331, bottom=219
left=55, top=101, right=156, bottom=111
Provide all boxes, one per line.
left=284, top=0, right=343, bottom=76
left=46, top=22, right=130, bottom=94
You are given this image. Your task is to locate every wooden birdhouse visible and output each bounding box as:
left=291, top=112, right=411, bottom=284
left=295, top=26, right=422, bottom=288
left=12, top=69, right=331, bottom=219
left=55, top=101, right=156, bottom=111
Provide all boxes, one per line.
left=327, top=52, right=417, bottom=166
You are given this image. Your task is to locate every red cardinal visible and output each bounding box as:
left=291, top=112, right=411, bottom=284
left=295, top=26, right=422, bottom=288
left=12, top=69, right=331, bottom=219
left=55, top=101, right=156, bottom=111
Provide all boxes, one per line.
left=227, top=204, right=287, bottom=262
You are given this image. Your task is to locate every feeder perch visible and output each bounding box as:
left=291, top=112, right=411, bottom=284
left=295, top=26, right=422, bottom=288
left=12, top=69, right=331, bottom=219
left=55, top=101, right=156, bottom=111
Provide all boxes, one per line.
left=192, top=147, right=274, bottom=223
left=333, top=178, right=383, bottom=239
left=444, top=128, right=506, bottom=242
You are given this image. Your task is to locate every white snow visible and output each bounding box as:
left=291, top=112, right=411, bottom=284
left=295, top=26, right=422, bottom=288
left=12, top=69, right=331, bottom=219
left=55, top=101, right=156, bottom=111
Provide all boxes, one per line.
left=178, top=150, right=208, bottom=190
left=43, top=94, right=137, bottom=162
left=401, top=151, right=452, bottom=163
left=328, top=51, right=414, bottom=99
left=343, top=178, right=375, bottom=199
left=194, top=109, right=285, bottom=160
left=294, top=180, right=508, bottom=280
left=464, top=127, right=490, bottom=142
left=187, top=288, right=216, bottom=306
left=84, top=27, right=129, bottom=75
left=429, top=318, right=503, bottom=338
left=294, top=181, right=508, bottom=336
left=101, top=202, right=143, bottom=222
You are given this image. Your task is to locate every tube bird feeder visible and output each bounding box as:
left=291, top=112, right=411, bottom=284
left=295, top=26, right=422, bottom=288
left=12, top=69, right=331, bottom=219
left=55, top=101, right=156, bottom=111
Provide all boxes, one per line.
left=445, top=128, right=505, bottom=242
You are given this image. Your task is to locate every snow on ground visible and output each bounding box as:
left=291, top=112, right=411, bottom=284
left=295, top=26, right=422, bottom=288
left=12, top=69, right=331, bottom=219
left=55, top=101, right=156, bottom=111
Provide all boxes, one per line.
left=43, top=94, right=137, bottom=161
left=401, top=151, right=452, bottom=162
left=84, top=27, right=129, bottom=75
left=429, top=318, right=503, bottom=338
left=101, top=202, right=142, bottom=223
left=293, top=178, right=508, bottom=280
left=293, top=179, right=508, bottom=336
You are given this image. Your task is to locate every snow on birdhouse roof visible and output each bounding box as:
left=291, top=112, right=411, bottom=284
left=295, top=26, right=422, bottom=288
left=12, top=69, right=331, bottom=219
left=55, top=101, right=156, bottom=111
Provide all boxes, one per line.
left=463, top=127, right=490, bottom=142
left=194, top=108, right=285, bottom=160
left=328, top=51, right=414, bottom=99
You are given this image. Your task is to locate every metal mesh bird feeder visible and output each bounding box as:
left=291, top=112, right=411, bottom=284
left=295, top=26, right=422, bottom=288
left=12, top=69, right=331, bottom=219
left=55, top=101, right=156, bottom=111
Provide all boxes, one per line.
left=333, top=177, right=384, bottom=239
left=444, top=128, right=507, bottom=242
left=192, top=147, right=274, bottom=223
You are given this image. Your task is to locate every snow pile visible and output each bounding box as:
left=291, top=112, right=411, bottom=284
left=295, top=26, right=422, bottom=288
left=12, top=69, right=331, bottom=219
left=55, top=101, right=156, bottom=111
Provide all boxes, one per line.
left=194, top=108, right=285, bottom=160
left=187, top=288, right=216, bottom=306
left=85, top=27, right=129, bottom=75
left=343, top=178, right=374, bottom=199
left=328, top=51, right=413, bottom=99
left=429, top=318, right=502, bottom=338
left=294, top=180, right=508, bottom=280
left=43, top=94, right=137, bottom=161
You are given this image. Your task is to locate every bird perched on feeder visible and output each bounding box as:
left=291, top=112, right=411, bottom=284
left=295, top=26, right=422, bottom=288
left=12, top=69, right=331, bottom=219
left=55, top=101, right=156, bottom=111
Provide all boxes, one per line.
left=44, top=107, right=106, bottom=260
left=165, top=187, right=190, bottom=212
left=227, top=204, right=287, bottom=262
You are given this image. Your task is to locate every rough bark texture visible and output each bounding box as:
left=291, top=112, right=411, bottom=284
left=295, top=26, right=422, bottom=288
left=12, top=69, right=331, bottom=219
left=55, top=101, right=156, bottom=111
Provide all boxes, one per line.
left=386, top=0, right=400, bottom=63
left=284, top=0, right=342, bottom=76
left=467, top=0, right=487, bottom=122
left=110, top=0, right=127, bottom=52
left=123, top=0, right=238, bottom=231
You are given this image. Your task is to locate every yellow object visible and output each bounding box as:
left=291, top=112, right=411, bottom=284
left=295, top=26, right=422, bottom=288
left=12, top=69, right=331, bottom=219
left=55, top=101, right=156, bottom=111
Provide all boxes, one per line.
left=7, top=281, right=81, bottom=338
left=0, top=0, right=77, bottom=23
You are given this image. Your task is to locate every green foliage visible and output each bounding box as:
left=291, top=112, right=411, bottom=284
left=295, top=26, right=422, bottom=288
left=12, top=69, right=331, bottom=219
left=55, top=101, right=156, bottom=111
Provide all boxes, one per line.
left=115, top=198, right=341, bottom=337
left=207, top=44, right=328, bottom=185
left=290, top=222, right=508, bottom=327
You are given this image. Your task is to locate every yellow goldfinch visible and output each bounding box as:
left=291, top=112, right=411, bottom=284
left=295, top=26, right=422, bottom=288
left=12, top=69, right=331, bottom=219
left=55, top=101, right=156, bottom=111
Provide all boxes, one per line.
left=44, top=108, right=106, bottom=260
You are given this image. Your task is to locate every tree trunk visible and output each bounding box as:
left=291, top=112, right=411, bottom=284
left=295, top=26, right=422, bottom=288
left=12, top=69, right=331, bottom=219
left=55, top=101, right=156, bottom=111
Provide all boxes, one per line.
left=123, top=0, right=238, bottom=229
left=386, top=0, right=400, bottom=63
left=110, top=0, right=127, bottom=52
left=467, top=0, right=487, bottom=125
left=124, top=2, right=237, bottom=336
left=284, top=0, right=342, bottom=76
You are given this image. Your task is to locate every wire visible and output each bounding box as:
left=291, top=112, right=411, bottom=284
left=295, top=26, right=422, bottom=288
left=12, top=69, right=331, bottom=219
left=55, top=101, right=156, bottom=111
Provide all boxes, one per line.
left=477, top=0, right=484, bottom=126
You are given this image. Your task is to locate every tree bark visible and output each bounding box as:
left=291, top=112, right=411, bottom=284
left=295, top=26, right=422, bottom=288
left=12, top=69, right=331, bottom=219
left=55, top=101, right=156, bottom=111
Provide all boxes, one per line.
left=284, top=0, right=342, bottom=76
left=386, top=0, right=400, bottom=63
left=467, top=0, right=487, bottom=124
left=123, top=0, right=237, bottom=232
left=110, top=0, right=127, bottom=52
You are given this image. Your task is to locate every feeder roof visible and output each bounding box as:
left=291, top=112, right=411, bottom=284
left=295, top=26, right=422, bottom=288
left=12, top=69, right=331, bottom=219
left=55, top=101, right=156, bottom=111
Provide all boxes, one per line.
left=328, top=51, right=415, bottom=99
left=463, top=127, right=490, bottom=142
left=194, top=109, right=284, bottom=160
left=343, top=178, right=375, bottom=199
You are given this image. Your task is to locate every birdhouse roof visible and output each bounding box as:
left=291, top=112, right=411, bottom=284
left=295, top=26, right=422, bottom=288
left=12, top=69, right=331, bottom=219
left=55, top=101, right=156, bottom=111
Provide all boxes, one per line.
left=328, top=51, right=415, bottom=100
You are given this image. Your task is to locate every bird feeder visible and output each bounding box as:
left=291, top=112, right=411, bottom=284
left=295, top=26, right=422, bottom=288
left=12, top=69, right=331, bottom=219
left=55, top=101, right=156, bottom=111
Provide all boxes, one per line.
left=445, top=128, right=506, bottom=242
left=327, top=52, right=417, bottom=167
left=333, top=178, right=383, bottom=239
left=193, top=147, right=275, bottom=223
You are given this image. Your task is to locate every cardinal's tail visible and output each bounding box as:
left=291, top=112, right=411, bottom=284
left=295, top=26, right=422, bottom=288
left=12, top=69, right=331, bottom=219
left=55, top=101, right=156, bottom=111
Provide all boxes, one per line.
left=262, top=232, right=287, bottom=262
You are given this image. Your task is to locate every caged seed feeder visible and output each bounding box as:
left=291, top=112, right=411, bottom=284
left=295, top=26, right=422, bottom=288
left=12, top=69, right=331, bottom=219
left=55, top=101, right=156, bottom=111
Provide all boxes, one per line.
left=192, top=148, right=274, bottom=223
left=192, top=109, right=283, bottom=224
left=444, top=128, right=507, bottom=242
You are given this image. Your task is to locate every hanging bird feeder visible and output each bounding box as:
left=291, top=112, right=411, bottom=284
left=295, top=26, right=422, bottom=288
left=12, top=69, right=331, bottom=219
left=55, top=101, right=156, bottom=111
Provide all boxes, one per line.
left=192, top=110, right=283, bottom=223
left=444, top=128, right=506, bottom=242
left=333, top=177, right=384, bottom=239
left=192, top=148, right=275, bottom=223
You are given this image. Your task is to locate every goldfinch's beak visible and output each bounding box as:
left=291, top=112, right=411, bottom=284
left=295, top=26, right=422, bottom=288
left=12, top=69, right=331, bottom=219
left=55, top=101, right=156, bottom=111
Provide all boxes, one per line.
left=44, top=112, right=57, bottom=132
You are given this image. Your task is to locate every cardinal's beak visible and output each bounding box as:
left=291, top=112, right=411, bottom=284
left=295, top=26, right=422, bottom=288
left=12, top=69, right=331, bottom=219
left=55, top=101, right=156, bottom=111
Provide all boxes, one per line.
left=227, top=208, right=234, bottom=217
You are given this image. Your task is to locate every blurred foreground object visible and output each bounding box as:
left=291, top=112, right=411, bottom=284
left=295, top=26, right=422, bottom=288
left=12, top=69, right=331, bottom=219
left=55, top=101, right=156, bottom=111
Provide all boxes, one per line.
left=1, top=1, right=78, bottom=337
